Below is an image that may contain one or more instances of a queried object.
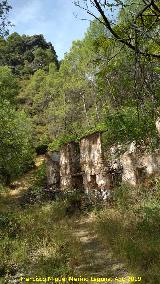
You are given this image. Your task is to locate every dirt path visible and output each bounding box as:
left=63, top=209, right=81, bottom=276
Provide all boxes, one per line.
left=1, top=155, right=131, bottom=284
left=72, top=214, right=130, bottom=284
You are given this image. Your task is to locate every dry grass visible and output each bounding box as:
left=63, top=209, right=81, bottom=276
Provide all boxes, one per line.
left=94, top=183, right=160, bottom=284
left=1, top=159, right=159, bottom=284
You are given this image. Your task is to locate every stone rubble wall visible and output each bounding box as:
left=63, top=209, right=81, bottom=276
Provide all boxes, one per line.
left=46, top=151, right=60, bottom=188
left=109, top=141, right=160, bottom=186
left=46, top=119, right=160, bottom=197
left=80, top=132, right=111, bottom=198
left=130, top=150, right=160, bottom=184
left=60, top=142, right=83, bottom=191
left=59, top=144, right=72, bottom=191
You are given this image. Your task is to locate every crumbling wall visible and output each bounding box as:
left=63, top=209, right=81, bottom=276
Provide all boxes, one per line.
left=102, top=118, right=160, bottom=187
left=118, top=142, right=137, bottom=186
left=108, top=141, right=160, bottom=186
left=46, top=120, right=160, bottom=196
left=136, top=150, right=160, bottom=183
left=46, top=151, right=60, bottom=189
left=60, top=142, right=83, bottom=191
left=156, top=118, right=160, bottom=136
left=80, top=132, right=111, bottom=199
left=106, top=144, right=123, bottom=187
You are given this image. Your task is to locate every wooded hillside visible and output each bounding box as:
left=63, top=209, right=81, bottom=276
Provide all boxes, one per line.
left=0, top=1, right=160, bottom=283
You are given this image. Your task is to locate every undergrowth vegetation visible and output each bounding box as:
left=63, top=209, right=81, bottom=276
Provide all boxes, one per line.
left=1, top=165, right=160, bottom=284
left=0, top=197, right=82, bottom=283
left=19, top=163, right=48, bottom=206
left=94, top=182, right=160, bottom=284
left=0, top=163, right=92, bottom=283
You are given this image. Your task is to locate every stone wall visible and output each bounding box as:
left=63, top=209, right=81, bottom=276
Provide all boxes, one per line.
left=80, top=132, right=111, bottom=199
left=60, top=141, right=83, bottom=191
left=46, top=151, right=60, bottom=189
left=108, top=141, right=160, bottom=186
left=46, top=123, right=160, bottom=197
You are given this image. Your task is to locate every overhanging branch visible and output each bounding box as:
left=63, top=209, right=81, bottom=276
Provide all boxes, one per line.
left=93, top=0, right=160, bottom=59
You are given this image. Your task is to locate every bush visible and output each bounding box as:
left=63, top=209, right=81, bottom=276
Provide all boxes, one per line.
left=19, top=163, right=48, bottom=206
left=35, top=144, right=48, bottom=155
left=62, top=190, right=92, bottom=215
left=48, top=133, right=78, bottom=151
left=102, top=106, right=159, bottom=148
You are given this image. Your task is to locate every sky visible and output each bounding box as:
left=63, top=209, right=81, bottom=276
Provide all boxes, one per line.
left=8, top=0, right=93, bottom=60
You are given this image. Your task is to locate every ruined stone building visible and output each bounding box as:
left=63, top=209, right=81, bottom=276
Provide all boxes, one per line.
left=46, top=132, right=111, bottom=199
left=46, top=123, right=160, bottom=199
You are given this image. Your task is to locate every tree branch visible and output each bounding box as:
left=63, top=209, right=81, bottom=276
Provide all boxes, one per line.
left=151, top=0, right=160, bottom=14
left=92, top=0, right=160, bottom=58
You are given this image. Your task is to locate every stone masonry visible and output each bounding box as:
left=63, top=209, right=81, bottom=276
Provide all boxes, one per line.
left=80, top=132, right=111, bottom=199
left=59, top=141, right=83, bottom=191
left=46, top=123, right=160, bottom=197
left=46, top=151, right=60, bottom=189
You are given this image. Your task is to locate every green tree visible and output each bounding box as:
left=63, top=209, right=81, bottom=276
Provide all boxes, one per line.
left=18, top=69, right=48, bottom=149
left=74, top=0, right=160, bottom=59
left=0, top=0, right=12, bottom=37
left=0, top=33, right=59, bottom=77
left=0, top=66, right=19, bottom=103
left=0, top=100, right=34, bottom=184
left=46, top=14, right=159, bottom=147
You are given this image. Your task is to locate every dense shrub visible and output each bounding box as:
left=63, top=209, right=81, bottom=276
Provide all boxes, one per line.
left=19, top=163, right=48, bottom=206
left=102, top=106, right=159, bottom=148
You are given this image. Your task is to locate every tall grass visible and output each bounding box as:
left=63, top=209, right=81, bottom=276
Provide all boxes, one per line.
left=95, top=182, right=160, bottom=283
left=0, top=168, right=83, bottom=284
